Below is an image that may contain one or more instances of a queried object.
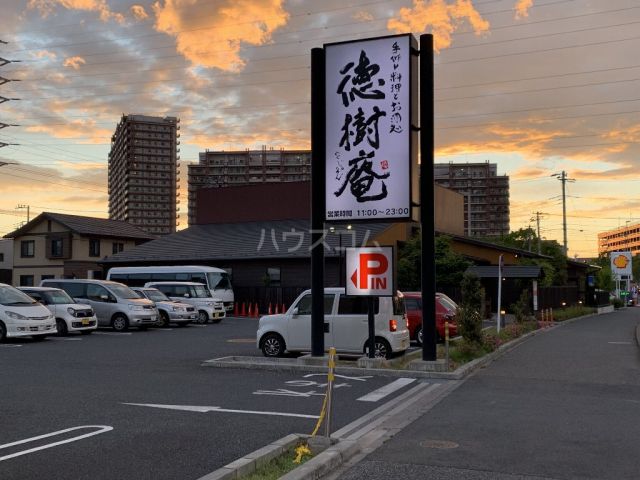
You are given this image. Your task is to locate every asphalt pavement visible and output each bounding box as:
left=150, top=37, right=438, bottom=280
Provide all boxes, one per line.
left=334, top=308, right=640, bottom=480
left=0, top=317, right=447, bottom=480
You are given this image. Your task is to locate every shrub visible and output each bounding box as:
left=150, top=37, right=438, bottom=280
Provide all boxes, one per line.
left=458, top=273, right=484, bottom=345
left=511, top=290, right=535, bottom=324
left=553, top=305, right=596, bottom=320
left=612, top=298, right=624, bottom=309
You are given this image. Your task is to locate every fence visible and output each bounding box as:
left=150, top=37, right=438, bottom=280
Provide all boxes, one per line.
left=538, top=285, right=579, bottom=309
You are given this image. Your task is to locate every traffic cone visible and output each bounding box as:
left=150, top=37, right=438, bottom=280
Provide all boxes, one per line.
left=268, top=303, right=272, bottom=315
left=282, top=303, right=286, bottom=314
left=254, top=303, right=260, bottom=317
left=240, top=302, right=246, bottom=317
left=275, top=303, right=280, bottom=314
left=248, top=303, right=253, bottom=317
left=233, top=303, right=238, bottom=316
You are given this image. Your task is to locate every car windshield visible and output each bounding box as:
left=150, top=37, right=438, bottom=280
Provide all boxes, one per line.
left=207, top=272, right=232, bottom=291
left=145, top=289, right=170, bottom=302
left=0, top=286, right=38, bottom=306
left=108, top=283, right=141, bottom=299
left=44, top=290, right=75, bottom=305
left=190, top=285, right=212, bottom=298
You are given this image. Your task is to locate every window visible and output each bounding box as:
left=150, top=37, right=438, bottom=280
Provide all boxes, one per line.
left=21, top=240, right=35, bottom=258
left=295, top=294, right=335, bottom=315
left=19, top=275, right=35, bottom=286
left=87, top=284, right=111, bottom=302
left=51, top=238, right=63, bottom=257
left=266, top=267, right=281, bottom=287
left=89, top=239, right=101, bottom=257
left=404, top=298, right=421, bottom=312
left=338, top=296, right=378, bottom=315
left=112, top=242, right=124, bottom=254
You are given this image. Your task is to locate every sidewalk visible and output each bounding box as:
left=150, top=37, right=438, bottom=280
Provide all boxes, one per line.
left=330, top=308, right=640, bottom=480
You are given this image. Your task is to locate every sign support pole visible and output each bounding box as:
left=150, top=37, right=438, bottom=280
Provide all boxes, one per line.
left=497, top=255, right=503, bottom=333
left=367, top=296, right=376, bottom=358
left=311, top=47, right=326, bottom=357
left=419, top=34, right=436, bottom=362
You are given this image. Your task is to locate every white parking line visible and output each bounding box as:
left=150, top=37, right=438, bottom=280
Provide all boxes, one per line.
left=357, top=378, right=416, bottom=402
left=122, top=403, right=319, bottom=419
left=0, top=425, right=113, bottom=462
left=0, top=344, right=22, bottom=348
left=92, top=332, right=133, bottom=336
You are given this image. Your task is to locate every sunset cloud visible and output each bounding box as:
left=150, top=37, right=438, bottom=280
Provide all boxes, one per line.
left=388, top=0, right=489, bottom=51
left=353, top=10, right=374, bottom=22
left=152, top=0, right=290, bottom=71
left=130, top=4, right=148, bottom=20
left=514, top=0, right=533, bottom=19
left=63, top=56, right=86, bottom=69
left=27, top=0, right=125, bottom=22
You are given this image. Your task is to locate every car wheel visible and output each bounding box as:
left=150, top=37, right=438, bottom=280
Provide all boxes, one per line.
left=364, top=337, right=392, bottom=359
left=111, top=314, right=129, bottom=332
left=261, top=333, right=286, bottom=357
left=196, top=310, right=208, bottom=324
left=0, top=322, right=6, bottom=342
left=416, top=327, right=423, bottom=346
left=159, top=311, right=170, bottom=327
left=56, top=319, right=68, bottom=336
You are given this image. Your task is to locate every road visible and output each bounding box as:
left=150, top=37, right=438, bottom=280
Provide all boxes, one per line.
left=336, top=308, right=640, bottom=480
left=0, top=317, right=445, bottom=480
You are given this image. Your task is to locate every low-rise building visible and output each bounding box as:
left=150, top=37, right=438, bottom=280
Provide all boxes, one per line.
left=0, top=238, right=13, bottom=284
left=4, top=212, right=155, bottom=286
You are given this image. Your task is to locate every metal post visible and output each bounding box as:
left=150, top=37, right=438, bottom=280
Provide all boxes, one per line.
left=444, top=321, right=450, bottom=369
left=420, top=33, right=437, bottom=362
left=324, top=347, right=336, bottom=438
left=367, top=296, right=376, bottom=358
left=310, top=48, right=326, bottom=356
left=497, top=254, right=503, bottom=333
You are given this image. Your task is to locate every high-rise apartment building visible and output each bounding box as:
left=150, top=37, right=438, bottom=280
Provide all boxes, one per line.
left=187, top=147, right=311, bottom=225
left=598, top=223, right=640, bottom=256
left=108, top=114, right=179, bottom=235
left=434, top=161, right=510, bottom=237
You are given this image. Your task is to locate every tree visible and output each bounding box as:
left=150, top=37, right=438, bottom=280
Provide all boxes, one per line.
left=397, top=233, right=472, bottom=291
left=458, top=273, right=484, bottom=344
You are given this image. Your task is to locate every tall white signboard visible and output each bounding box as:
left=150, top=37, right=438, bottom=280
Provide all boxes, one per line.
left=610, top=251, right=632, bottom=277
left=324, top=34, right=417, bottom=222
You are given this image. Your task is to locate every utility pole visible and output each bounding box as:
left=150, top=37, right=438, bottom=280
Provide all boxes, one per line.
left=16, top=204, right=29, bottom=224
left=551, top=171, right=575, bottom=256
left=532, top=211, right=544, bottom=255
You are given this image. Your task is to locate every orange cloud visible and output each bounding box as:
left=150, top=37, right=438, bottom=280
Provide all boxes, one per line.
left=388, top=0, right=489, bottom=51
left=130, top=4, right=148, bottom=20
left=32, top=49, right=57, bottom=60
left=25, top=119, right=112, bottom=144
left=63, top=56, right=86, bottom=69
left=514, top=0, right=533, bottom=19
left=27, top=0, right=124, bottom=22
left=152, top=0, right=290, bottom=71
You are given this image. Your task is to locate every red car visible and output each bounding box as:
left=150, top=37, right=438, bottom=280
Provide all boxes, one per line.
left=402, top=292, right=458, bottom=345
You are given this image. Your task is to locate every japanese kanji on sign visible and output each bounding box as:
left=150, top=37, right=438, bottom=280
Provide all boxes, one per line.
left=324, top=34, right=418, bottom=222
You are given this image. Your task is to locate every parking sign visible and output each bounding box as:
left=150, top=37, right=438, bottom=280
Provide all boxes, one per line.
left=345, top=247, right=394, bottom=296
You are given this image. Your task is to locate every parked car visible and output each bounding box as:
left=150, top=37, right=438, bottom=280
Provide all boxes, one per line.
left=19, top=287, right=97, bottom=336
left=131, top=287, right=196, bottom=327
left=402, top=291, right=459, bottom=345
left=0, top=283, right=57, bottom=341
left=144, top=282, right=226, bottom=324
left=40, top=279, right=158, bottom=332
left=257, top=288, right=409, bottom=359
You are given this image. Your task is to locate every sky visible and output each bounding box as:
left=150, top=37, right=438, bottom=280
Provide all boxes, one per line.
left=1, top=0, right=640, bottom=258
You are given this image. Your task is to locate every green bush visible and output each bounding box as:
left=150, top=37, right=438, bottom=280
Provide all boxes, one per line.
left=552, top=305, right=596, bottom=320
left=511, top=290, right=535, bottom=324
left=458, top=273, right=484, bottom=345
left=612, top=298, right=624, bottom=309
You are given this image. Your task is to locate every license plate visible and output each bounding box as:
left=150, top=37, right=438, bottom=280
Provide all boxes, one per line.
left=82, top=319, right=90, bottom=326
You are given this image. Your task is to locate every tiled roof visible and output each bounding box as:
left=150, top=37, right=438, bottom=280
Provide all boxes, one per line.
left=101, top=219, right=392, bottom=264
left=466, top=265, right=543, bottom=279
left=4, top=212, right=156, bottom=240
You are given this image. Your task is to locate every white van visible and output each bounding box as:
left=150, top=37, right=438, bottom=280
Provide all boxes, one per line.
left=41, top=279, right=158, bottom=332
left=144, top=282, right=226, bottom=324
left=19, top=287, right=98, bottom=335
left=0, top=283, right=57, bottom=341
left=106, top=266, right=234, bottom=312
left=257, top=288, right=409, bottom=359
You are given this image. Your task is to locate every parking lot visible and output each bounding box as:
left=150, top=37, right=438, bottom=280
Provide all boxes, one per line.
left=0, top=317, right=448, bottom=480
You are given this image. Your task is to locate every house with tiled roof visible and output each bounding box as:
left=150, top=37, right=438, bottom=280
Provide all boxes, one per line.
left=3, top=212, right=155, bottom=286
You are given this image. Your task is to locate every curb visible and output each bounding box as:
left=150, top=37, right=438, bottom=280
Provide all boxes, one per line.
left=196, top=433, right=306, bottom=480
